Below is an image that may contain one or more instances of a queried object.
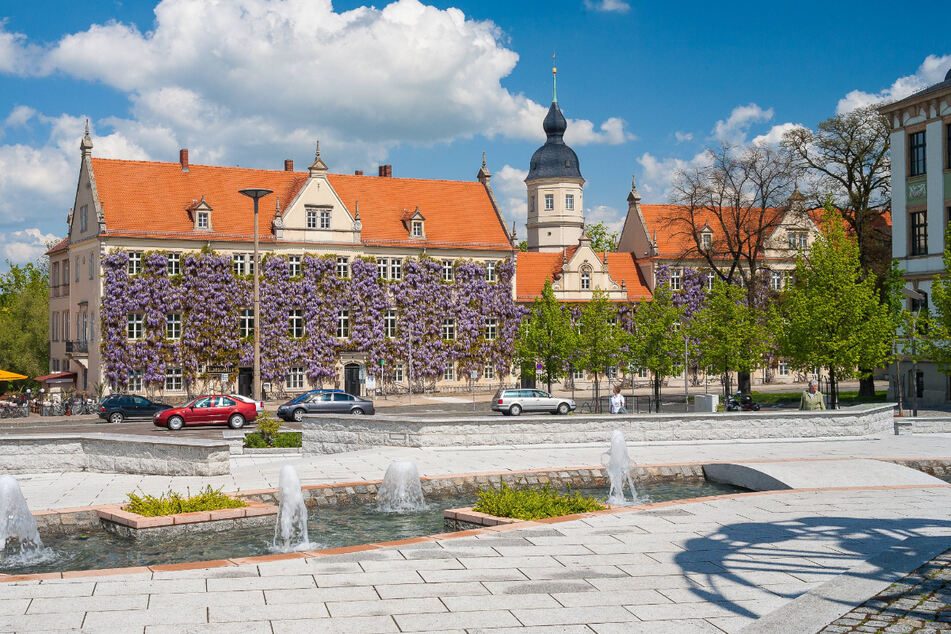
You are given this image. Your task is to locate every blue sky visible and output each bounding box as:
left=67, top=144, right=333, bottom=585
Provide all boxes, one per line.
left=0, top=0, right=948, bottom=267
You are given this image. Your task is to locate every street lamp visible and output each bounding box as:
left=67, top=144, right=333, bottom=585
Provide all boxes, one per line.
left=239, top=188, right=273, bottom=402
left=900, top=287, right=926, bottom=418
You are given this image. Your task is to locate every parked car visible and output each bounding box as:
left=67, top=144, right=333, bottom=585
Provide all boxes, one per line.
left=99, top=394, right=171, bottom=424
left=492, top=389, right=575, bottom=416
left=276, top=390, right=375, bottom=421
left=229, top=394, right=263, bottom=414
left=153, top=395, right=258, bottom=430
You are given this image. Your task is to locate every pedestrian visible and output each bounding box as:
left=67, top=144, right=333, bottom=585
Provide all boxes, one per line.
left=799, top=379, right=826, bottom=411
left=610, top=385, right=627, bottom=414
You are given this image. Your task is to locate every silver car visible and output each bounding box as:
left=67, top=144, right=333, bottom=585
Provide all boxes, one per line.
left=277, top=390, right=375, bottom=421
left=492, top=389, right=576, bottom=416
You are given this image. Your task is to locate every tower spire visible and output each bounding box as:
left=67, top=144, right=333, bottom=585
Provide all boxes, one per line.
left=552, top=53, right=557, bottom=103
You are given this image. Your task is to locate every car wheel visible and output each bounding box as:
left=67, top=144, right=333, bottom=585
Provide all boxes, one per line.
left=167, top=415, right=184, bottom=431
left=351, top=408, right=364, bottom=415
left=293, top=408, right=305, bottom=422
left=509, top=404, right=522, bottom=416
left=228, top=413, right=245, bottom=429
left=752, top=404, right=761, bottom=411
left=109, top=412, right=124, bottom=424
left=557, top=402, right=569, bottom=415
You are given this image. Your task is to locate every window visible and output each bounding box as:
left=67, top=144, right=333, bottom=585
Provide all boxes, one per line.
left=442, top=318, right=455, bottom=340
left=306, top=208, right=317, bottom=229
left=701, top=232, right=712, bottom=250
left=128, top=371, right=142, bottom=392
left=669, top=268, right=681, bottom=291
left=770, top=271, right=783, bottom=291
left=233, top=254, right=246, bottom=276
left=391, top=258, right=403, bottom=280
left=778, top=360, right=789, bottom=376
left=784, top=271, right=794, bottom=288
left=377, top=258, right=388, bottom=279
left=320, top=209, right=331, bottom=229
left=52, top=262, right=59, bottom=288
left=288, top=256, right=301, bottom=277
left=484, top=364, right=495, bottom=380
left=910, top=290, right=929, bottom=313
left=442, top=260, right=453, bottom=282
left=788, top=232, right=808, bottom=250
left=63, top=310, right=69, bottom=340
left=51, top=313, right=59, bottom=341
left=393, top=365, right=404, bottom=383
left=240, top=309, right=254, bottom=338
left=485, top=261, right=496, bottom=282
left=166, top=313, right=182, bottom=340
left=910, top=210, right=928, bottom=256
left=443, top=364, right=455, bottom=381
left=247, top=254, right=255, bottom=277
left=530, top=196, right=535, bottom=212
left=607, top=366, right=619, bottom=380
left=544, top=194, right=554, bottom=211
left=384, top=309, right=397, bottom=338
left=63, top=260, right=69, bottom=285
left=288, top=309, right=304, bottom=338
left=197, top=211, right=209, bottom=229
left=128, top=252, right=141, bottom=275
left=565, top=194, right=574, bottom=211
left=168, top=253, right=181, bottom=276
left=411, top=220, right=423, bottom=237
left=484, top=317, right=497, bottom=341
left=638, top=367, right=649, bottom=379
left=706, top=271, right=715, bottom=290
left=910, top=131, right=927, bottom=176
left=581, top=270, right=591, bottom=290
left=336, top=257, right=349, bottom=278
left=573, top=369, right=584, bottom=380
left=165, top=367, right=183, bottom=391
left=80, top=205, right=88, bottom=232
left=89, top=253, right=94, bottom=279
left=127, top=314, right=143, bottom=340
left=287, top=367, right=305, bottom=390
left=337, top=309, right=350, bottom=338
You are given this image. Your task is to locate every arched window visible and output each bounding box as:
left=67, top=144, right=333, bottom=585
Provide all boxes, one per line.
left=580, top=266, right=591, bottom=291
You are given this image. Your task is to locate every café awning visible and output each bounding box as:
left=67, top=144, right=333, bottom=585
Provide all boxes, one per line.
left=0, top=370, right=27, bottom=381
left=32, top=372, right=77, bottom=384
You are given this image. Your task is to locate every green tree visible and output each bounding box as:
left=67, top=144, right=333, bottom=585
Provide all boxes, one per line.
left=574, top=290, right=625, bottom=411
left=585, top=222, right=619, bottom=252
left=627, top=283, right=684, bottom=411
left=518, top=240, right=528, bottom=252
left=514, top=280, right=575, bottom=392
left=780, top=207, right=896, bottom=408
left=921, top=228, right=951, bottom=371
left=0, top=260, right=49, bottom=388
left=691, top=280, right=778, bottom=400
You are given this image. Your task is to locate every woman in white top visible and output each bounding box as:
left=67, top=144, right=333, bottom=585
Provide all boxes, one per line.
left=610, top=386, right=627, bottom=414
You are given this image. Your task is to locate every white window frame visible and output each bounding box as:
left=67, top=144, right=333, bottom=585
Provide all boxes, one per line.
left=128, top=252, right=142, bottom=275
left=336, top=256, right=349, bottom=278
left=706, top=271, right=715, bottom=290
left=233, top=254, right=246, bottom=276
left=581, top=270, right=591, bottom=291
left=384, top=309, right=397, bottom=338
left=411, top=220, right=423, bottom=237
left=442, top=260, right=453, bottom=282
left=485, top=261, right=496, bottom=282
left=288, top=256, right=301, bottom=277
left=544, top=194, right=554, bottom=211
left=168, top=253, right=181, bottom=276
left=288, top=309, right=304, bottom=338
left=393, top=365, right=404, bottom=383
left=565, top=193, right=574, bottom=211
left=240, top=309, right=254, bottom=338
left=778, top=360, right=790, bottom=376
left=442, top=318, right=455, bottom=340
left=443, top=364, right=455, bottom=382
left=484, top=364, right=495, bottom=380
left=128, top=370, right=143, bottom=392
left=771, top=271, right=783, bottom=290
left=287, top=366, right=305, bottom=390
left=484, top=317, right=497, bottom=341
left=306, top=208, right=318, bottom=229
left=165, top=367, right=183, bottom=391
left=670, top=268, right=681, bottom=291
left=320, top=209, right=331, bottom=229
left=197, top=211, right=209, bottom=229
left=390, top=259, right=403, bottom=280
left=573, top=369, right=585, bottom=380
left=165, top=313, right=182, bottom=340
left=337, top=309, right=350, bottom=339
left=377, top=258, right=388, bottom=280
left=127, top=313, right=143, bottom=340
left=701, top=232, right=712, bottom=250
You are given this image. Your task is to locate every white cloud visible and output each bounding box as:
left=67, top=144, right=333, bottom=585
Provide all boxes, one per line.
left=674, top=131, right=693, bottom=143
left=751, top=122, right=804, bottom=147
left=584, top=205, right=623, bottom=233
left=637, top=150, right=713, bottom=200
left=837, top=54, right=951, bottom=114
left=4, top=105, right=36, bottom=128
left=0, top=228, right=60, bottom=264
left=0, top=21, right=40, bottom=74
left=491, top=164, right=528, bottom=235
left=584, top=0, right=631, bottom=13
left=712, top=103, right=774, bottom=145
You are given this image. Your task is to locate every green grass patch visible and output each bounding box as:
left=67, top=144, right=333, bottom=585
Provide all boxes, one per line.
left=125, top=485, right=247, bottom=517
left=473, top=482, right=606, bottom=520
left=243, top=431, right=302, bottom=449
left=750, top=389, right=886, bottom=405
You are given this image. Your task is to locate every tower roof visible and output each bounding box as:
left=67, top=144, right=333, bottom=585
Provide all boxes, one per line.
left=526, top=101, right=582, bottom=181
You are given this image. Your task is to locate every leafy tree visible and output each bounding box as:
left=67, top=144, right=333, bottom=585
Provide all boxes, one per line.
left=585, top=222, right=619, bottom=252
left=627, top=283, right=684, bottom=411
left=518, top=240, right=528, bottom=252
left=780, top=207, right=896, bottom=408
left=574, top=290, right=625, bottom=411
left=921, top=228, right=951, bottom=371
left=514, top=280, right=575, bottom=392
left=0, top=260, right=49, bottom=389
left=690, top=279, right=778, bottom=400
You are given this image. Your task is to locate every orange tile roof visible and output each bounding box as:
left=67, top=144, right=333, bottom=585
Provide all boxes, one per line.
left=516, top=250, right=651, bottom=302
left=45, top=238, right=68, bottom=255
left=90, top=158, right=512, bottom=251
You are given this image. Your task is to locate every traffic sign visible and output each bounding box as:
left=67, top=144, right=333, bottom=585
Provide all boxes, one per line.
left=535, top=362, right=543, bottom=371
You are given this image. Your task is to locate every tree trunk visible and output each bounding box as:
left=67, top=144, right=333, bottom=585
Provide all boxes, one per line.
left=829, top=367, right=838, bottom=410
left=737, top=370, right=751, bottom=394
left=722, top=367, right=731, bottom=401
left=653, top=373, right=661, bottom=413
left=858, top=371, right=875, bottom=398
left=593, top=372, right=601, bottom=413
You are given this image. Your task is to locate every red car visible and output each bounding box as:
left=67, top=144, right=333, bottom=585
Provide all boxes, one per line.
left=153, top=395, right=257, bottom=430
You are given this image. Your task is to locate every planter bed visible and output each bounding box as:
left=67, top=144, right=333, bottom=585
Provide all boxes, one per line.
left=96, top=500, right=278, bottom=539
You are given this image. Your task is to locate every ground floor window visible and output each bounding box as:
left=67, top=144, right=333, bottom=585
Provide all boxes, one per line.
left=443, top=364, right=454, bottom=381
left=778, top=360, right=789, bottom=376
left=484, top=364, right=495, bottom=380
left=128, top=370, right=143, bottom=392
left=637, top=367, right=649, bottom=379
left=573, top=369, right=585, bottom=380
left=165, top=367, right=183, bottom=391
left=393, top=365, right=404, bottom=383
left=287, top=367, right=305, bottom=390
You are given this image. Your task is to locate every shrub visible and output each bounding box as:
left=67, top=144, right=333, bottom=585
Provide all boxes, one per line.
left=473, top=482, right=605, bottom=520
left=125, top=485, right=247, bottom=517
left=256, top=409, right=282, bottom=445
left=243, top=431, right=302, bottom=449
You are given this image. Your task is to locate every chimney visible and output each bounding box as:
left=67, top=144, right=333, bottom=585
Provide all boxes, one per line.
left=354, top=170, right=363, bottom=176
left=385, top=164, right=392, bottom=177
left=284, top=159, right=294, bottom=171
left=378, top=165, right=386, bottom=177
left=179, top=149, right=189, bottom=172
left=378, top=165, right=393, bottom=177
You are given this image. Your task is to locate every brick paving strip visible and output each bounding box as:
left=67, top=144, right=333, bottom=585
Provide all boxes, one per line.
left=818, top=549, right=951, bottom=633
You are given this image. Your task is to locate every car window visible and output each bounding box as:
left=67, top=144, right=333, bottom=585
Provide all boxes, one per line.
left=533, top=391, right=549, bottom=398
left=218, top=397, right=235, bottom=407
left=502, top=391, right=516, bottom=398
left=519, top=390, right=534, bottom=398
left=118, top=396, right=134, bottom=407
left=333, top=393, right=354, bottom=402
left=133, top=396, right=150, bottom=407
left=193, top=397, right=212, bottom=408
left=316, top=393, right=332, bottom=402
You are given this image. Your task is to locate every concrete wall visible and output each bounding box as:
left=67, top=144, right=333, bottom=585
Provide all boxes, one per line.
left=0, top=433, right=230, bottom=475
left=302, top=404, right=896, bottom=454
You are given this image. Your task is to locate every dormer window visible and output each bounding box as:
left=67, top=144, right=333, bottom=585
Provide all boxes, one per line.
left=189, top=197, right=213, bottom=232
left=197, top=211, right=209, bottom=229
left=402, top=206, right=426, bottom=238
left=580, top=266, right=591, bottom=291
left=412, top=221, right=423, bottom=237
left=701, top=232, right=712, bottom=250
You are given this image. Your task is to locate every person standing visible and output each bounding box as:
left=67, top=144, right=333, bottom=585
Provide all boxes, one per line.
left=800, top=379, right=826, bottom=410
left=610, top=386, right=627, bottom=414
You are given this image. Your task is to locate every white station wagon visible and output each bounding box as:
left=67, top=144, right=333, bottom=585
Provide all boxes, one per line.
left=492, top=389, right=576, bottom=416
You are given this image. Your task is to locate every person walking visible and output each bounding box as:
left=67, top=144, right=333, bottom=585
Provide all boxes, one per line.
left=799, top=379, right=826, bottom=411
left=610, top=385, right=627, bottom=414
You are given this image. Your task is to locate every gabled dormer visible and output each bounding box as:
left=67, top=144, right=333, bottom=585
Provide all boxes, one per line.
left=187, top=196, right=213, bottom=232
left=699, top=222, right=713, bottom=251
left=549, top=229, right=627, bottom=300
left=68, top=120, right=105, bottom=243
left=402, top=207, right=426, bottom=239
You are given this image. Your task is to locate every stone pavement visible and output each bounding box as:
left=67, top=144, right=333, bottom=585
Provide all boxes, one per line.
left=3, top=486, right=950, bottom=633
left=818, top=548, right=951, bottom=633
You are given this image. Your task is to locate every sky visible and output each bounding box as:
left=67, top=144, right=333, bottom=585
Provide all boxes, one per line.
left=0, top=0, right=948, bottom=268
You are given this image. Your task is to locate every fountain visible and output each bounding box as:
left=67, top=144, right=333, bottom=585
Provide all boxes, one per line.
left=0, top=475, right=53, bottom=565
left=601, top=430, right=639, bottom=505
left=376, top=461, right=428, bottom=513
left=272, top=465, right=315, bottom=552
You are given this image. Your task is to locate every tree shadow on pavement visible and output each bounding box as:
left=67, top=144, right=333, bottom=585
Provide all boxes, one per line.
left=673, top=515, right=951, bottom=618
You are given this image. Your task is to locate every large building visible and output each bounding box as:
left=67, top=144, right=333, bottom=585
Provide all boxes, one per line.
left=881, top=66, right=951, bottom=406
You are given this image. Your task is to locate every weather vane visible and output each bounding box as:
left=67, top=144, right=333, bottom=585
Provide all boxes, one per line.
left=552, top=52, right=558, bottom=103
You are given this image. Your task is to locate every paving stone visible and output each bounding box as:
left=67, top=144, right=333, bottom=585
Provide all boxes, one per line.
left=0, top=582, right=94, bottom=599
left=513, top=605, right=639, bottom=626
left=82, top=606, right=207, bottom=629
left=375, top=582, right=491, bottom=599
left=209, top=602, right=330, bottom=622
left=417, top=568, right=527, bottom=583
left=148, top=589, right=264, bottom=609
left=441, top=592, right=561, bottom=612
left=393, top=609, right=521, bottom=632
left=551, top=589, right=671, bottom=607
left=0, top=612, right=86, bottom=631
left=325, top=597, right=447, bottom=617
left=263, top=586, right=379, bottom=604
left=93, top=578, right=206, bottom=595
left=27, top=594, right=148, bottom=614
left=205, top=574, right=316, bottom=591
left=482, top=580, right=595, bottom=595
left=271, top=615, right=400, bottom=633
left=146, top=623, right=272, bottom=634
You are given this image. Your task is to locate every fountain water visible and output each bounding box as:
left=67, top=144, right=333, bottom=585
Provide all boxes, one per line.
left=601, top=430, right=639, bottom=505
left=272, top=465, right=315, bottom=552
left=0, top=475, right=53, bottom=565
left=376, top=461, right=428, bottom=513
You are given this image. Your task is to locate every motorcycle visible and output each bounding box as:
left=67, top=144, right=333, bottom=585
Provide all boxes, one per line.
left=726, top=391, right=760, bottom=411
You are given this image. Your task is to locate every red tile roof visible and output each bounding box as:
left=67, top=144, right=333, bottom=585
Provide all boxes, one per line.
left=45, top=238, right=68, bottom=255
left=516, top=250, right=651, bottom=302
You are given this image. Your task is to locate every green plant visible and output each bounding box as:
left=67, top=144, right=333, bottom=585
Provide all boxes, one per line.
left=243, top=431, right=301, bottom=449
left=473, top=481, right=605, bottom=520
left=255, top=409, right=283, bottom=445
left=125, top=485, right=247, bottom=517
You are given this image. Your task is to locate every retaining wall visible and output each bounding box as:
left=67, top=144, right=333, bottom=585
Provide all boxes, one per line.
left=0, top=433, right=230, bottom=476
left=302, top=404, right=896, bottom=453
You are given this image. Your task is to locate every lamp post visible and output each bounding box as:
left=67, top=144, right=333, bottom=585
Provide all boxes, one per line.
left=239, top=188, right=273, bottom=403
left=900, top=287, right=926, bottom=418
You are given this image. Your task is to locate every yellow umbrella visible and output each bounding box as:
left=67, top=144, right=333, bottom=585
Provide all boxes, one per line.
left=0, top=371, right=27, bottom=381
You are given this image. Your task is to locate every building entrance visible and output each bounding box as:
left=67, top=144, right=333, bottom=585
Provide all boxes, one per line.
left=237, top=368, right=252, bottom=397
left=344, top=364, right=361, bottom=397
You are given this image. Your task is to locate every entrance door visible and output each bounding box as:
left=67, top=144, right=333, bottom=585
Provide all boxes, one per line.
left=344, top=364, right=361, bottom=396
left=237, top=368, right=252, bottom=397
